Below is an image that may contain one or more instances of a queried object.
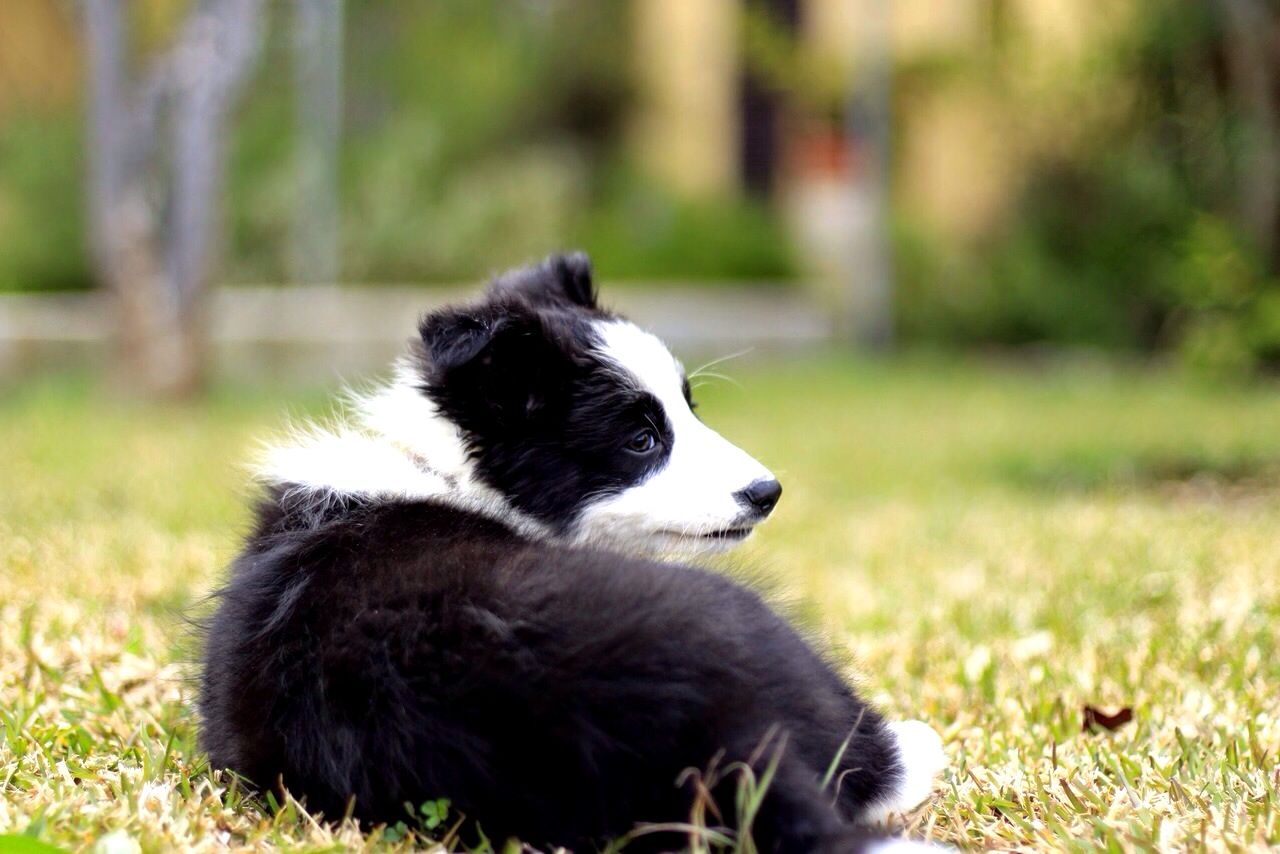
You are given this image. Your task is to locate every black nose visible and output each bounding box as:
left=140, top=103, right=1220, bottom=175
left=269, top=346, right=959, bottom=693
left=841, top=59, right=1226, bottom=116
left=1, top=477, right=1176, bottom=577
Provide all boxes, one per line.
left=736, top=478, right=782, bottom=518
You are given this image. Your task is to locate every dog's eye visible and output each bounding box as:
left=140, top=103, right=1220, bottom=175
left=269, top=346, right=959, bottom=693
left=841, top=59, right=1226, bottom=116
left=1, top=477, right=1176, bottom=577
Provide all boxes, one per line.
left=625, top=429, right=659, bottom=454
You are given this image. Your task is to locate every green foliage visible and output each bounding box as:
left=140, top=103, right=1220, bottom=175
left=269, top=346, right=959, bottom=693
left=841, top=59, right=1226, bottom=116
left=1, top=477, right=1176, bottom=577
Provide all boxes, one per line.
left=1, top=2, right=794, bottom=291
left=739, top=4, right=846, bottom=116
left=226, top=1, right=625, bottom=284
left=418, top=798, right=451, bottom=831
left=897, top=151, right=1192, bottom=351
left=225, top=1, right=792, bottom=284
left=0, top=834, right=67, bottom=854
left=569, top=167, right=795, bottom=282
left=0, top=116, right=91, bottom=292
left=1167, top=215, right=1280, bottom=377
left=894, top=0, right=1280, bottom=376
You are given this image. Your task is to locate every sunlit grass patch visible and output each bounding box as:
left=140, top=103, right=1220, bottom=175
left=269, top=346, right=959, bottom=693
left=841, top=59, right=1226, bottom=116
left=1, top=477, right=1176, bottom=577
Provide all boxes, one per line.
left=3, top=357, right=1279, bottom=850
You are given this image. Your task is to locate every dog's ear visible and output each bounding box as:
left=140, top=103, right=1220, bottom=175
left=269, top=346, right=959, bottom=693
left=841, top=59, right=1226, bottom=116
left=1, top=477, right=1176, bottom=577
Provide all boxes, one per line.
left=486, top=251, right=597, bottom=310
left=418, top=303, right=507, bottom=376
left=418, top=302, right=571, bottom=423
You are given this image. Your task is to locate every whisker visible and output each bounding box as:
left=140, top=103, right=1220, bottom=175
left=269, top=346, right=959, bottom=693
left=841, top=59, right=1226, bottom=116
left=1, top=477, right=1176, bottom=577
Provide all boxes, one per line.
left=689, top=371, right=743, bottom=390
left=688, top=347, right=754, bottom=380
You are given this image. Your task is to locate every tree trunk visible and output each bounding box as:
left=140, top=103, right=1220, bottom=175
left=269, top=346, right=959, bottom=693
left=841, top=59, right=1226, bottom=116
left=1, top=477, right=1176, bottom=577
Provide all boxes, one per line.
left=1218, top=0, right=1279, bottom=266
left=82, top=0, right=264, bottom=397
left=291, top=0, right=343, bottom=285
left=103, top=190, right=206, bottom=395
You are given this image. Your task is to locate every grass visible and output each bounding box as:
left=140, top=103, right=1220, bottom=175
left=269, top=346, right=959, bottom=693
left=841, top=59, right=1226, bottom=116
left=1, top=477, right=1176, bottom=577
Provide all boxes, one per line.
left=3, top=355, right=1280, bottom=851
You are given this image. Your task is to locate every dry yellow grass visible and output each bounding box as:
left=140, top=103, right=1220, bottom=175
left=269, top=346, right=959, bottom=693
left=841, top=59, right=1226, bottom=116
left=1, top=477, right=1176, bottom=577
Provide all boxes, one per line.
left=2, top=358, right=1279, bottom=851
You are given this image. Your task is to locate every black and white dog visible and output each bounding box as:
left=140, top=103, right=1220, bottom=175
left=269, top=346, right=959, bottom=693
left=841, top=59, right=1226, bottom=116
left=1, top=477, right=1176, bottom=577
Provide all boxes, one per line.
left=199, top=253, right=945, bottom=852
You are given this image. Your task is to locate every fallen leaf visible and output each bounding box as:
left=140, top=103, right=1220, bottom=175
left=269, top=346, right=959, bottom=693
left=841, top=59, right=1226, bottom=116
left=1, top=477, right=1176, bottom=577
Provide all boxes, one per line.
left=1082, top=705, right=1134, bottom=732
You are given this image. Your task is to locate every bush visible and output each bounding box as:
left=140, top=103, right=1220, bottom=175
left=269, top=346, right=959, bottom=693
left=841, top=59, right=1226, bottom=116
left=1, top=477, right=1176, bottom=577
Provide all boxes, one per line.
left=3, top=2, right=795, bottom=291
left=1169, top=215, right=1280, bottom=377
left=894, top=0, right=1280, bottom=377
left=569, top=167, right=795, bottom=282
left=0, top=116, right=91, bottom=292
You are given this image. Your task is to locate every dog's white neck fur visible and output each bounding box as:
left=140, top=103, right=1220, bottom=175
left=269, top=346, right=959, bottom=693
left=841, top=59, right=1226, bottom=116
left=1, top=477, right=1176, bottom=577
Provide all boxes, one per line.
left=254, top=360, right=554, bottom=540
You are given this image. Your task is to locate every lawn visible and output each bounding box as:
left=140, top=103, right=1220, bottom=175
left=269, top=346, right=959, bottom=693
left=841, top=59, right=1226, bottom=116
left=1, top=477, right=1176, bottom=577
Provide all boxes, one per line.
left=2, top=356, right=1279, bottom=851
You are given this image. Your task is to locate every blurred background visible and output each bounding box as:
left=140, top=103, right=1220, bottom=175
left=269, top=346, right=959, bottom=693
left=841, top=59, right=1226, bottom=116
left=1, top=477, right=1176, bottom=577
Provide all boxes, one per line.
left=7, top=8, right=1280, bottom=849
left=2, top=0, right=1280, bottom=394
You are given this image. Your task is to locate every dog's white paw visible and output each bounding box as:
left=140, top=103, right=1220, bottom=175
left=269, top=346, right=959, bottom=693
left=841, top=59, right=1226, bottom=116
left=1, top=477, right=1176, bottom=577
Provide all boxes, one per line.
left=861, top=719, right=946, bottom=826
left=864, top=840, right=950, bottom=853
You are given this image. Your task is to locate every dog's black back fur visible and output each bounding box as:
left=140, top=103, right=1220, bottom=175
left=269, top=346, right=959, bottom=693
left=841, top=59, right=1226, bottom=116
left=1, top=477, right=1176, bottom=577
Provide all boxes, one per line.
left=200, top=492, right=902, bottom=851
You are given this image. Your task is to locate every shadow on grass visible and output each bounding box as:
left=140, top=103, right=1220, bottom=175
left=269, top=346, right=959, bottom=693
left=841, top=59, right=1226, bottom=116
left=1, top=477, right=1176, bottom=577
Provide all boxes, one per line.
left=996, top=449, right=1280, bottom=497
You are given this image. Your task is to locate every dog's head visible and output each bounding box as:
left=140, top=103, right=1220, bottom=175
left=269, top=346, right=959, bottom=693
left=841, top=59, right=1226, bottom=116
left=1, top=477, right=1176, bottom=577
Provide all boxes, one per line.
left=410, top=252, right=781, bottom=553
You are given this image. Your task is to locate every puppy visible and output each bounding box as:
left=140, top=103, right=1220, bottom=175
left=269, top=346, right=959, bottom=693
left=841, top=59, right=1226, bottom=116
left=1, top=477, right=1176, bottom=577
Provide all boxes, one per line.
left=199, top=253, right=945, bottom=851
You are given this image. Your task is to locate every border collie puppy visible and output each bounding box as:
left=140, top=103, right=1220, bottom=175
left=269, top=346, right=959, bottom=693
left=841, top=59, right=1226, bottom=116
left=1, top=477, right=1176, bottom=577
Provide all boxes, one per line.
left=199, top=253, right=945, bottom=852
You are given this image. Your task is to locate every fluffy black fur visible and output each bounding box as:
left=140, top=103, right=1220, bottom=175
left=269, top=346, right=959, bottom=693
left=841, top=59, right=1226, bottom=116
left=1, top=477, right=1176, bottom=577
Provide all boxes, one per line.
left=199, top=254, right=907, bottom=852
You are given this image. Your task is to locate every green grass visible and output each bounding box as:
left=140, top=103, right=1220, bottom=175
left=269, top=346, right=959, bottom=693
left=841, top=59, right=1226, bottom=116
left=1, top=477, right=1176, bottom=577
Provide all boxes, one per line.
left=3, top=356, right=1280, bottom=850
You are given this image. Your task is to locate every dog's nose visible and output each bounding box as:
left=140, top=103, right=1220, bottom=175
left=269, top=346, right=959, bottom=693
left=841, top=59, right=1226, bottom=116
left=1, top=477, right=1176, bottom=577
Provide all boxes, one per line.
left=736, top=478, right=782, bottom=518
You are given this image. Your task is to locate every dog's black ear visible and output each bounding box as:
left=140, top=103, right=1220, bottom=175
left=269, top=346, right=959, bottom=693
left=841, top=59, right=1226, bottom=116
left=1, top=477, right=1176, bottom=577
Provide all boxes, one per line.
left=418, top=302, right=571, bottom=423
left=487, top=251, right=597, bottom=310
left=418, top=303, right=507, bottom=376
